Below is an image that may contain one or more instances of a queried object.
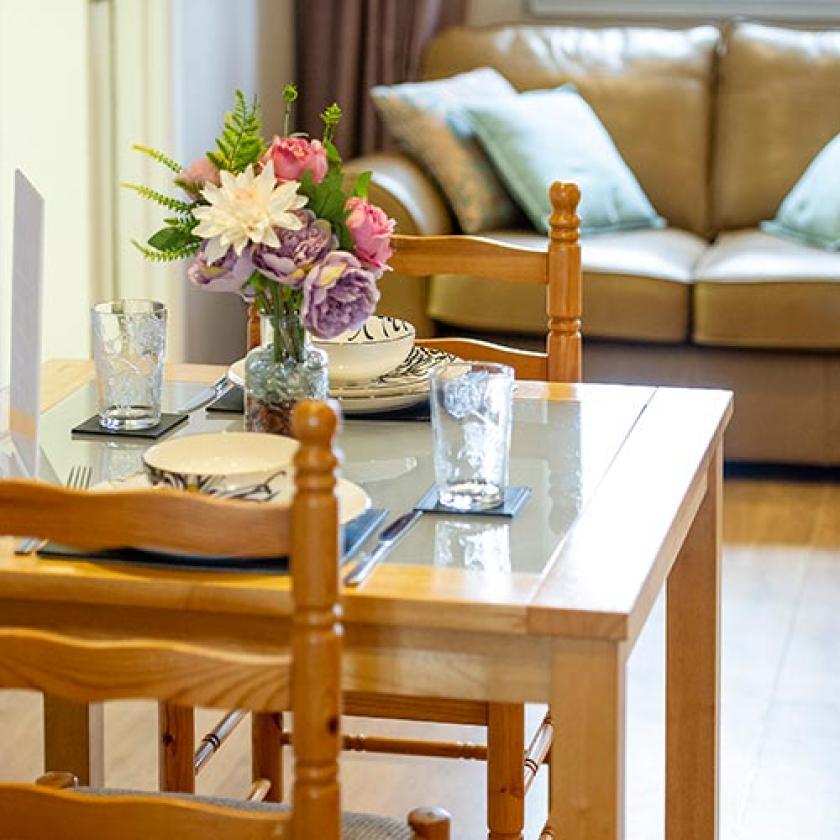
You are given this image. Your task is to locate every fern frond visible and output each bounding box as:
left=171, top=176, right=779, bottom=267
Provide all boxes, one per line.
left=131, top=239, right=201, bottom=262
left=133, top=144, right=183, bottom=173
left=209, top=89, right=265, bottom=172
left=122, top=183, right=194, bottom=213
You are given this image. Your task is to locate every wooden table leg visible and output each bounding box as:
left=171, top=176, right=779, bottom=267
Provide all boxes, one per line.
left=548, top=639, right=625, bottom=840
left=252, top=711, right=284, bottom=803
left=487, top=702, right=525, bottom=840
left=666, top=446, right=721, bottom=840
left=159, top=702, right=195, bottom=793
left=43, top=696, right=104, bottom=786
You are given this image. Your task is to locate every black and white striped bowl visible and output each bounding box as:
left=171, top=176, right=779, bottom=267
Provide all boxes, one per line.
left=312, top=316, right=415, bottom=386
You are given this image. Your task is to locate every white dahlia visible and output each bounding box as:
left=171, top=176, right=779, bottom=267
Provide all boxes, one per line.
left=193, top=162, right=308, bottom=263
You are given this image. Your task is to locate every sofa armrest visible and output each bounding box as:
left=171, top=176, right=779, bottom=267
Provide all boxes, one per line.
left=344, top=152, right=453, bottom=336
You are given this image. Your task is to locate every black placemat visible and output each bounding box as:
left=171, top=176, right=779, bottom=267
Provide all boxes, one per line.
left=206, top=385, right=244, bottom=413
left=414, top=486, right=531, bottom=518
left=71, top=412, right=188, bottom=440
left=208, top=385, right=430, bottom=422
left=37, top=507, right=388, bottom=574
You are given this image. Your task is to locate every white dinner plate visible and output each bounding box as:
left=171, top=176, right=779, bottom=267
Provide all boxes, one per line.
left=94, top=472, right=370, bottom=525
left=339, top=392, right=428, bottom=415
left=227, top=346, right=456, bottom=399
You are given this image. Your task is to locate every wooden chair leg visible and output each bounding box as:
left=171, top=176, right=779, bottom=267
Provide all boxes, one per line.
left=487, top=703, right=525, bottom=840
left=252, top=711, right=284, bottom=803
left=159, top=701, right=195, bottom=793
left=408, top=807, right=451, bottom=839
left=43, top=696, right=104, bottom=787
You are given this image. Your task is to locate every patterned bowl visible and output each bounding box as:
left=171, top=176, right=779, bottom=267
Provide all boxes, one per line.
left=313, top=316, right=415, bottom=385
left=142, top=432, right=298, bottom=492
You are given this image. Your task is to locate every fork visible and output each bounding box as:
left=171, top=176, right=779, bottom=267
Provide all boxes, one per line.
left=14, top=465, right=94, bottom=555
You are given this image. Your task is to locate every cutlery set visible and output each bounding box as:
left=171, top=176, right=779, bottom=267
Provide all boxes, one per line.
left=15, top=461, right=419, bottom=588
left=343, top=509, right=422, bottom=587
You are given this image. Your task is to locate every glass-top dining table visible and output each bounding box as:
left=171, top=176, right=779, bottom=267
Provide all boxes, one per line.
left=0, top=359, right=732, bottom=840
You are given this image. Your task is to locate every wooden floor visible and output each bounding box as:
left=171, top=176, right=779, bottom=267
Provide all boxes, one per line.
left=1, top=477, right=838, bottom=839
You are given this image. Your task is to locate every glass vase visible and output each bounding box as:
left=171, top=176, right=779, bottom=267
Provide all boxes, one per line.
left=244, top=314, right=328, bottom=437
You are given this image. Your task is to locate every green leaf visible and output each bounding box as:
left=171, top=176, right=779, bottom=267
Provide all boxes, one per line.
left=351, top=171, right=372, bottom=199
left=324, top=138, right=342, bottom=166
left=148, top=226, right=191, bottom=251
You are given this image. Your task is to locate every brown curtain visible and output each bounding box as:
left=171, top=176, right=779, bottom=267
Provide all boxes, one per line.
left=295, top=0, right=466, bottom=157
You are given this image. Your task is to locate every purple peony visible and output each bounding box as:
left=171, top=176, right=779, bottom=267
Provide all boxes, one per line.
left=188, top=243, right=255, bottom=295
left=302, top=251, right=380, bottom=339
left=252, top=210, right=335, bottom=288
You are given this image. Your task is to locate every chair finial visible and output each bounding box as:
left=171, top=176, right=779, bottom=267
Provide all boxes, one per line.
left=292, top=399, right=339, bottom=445
left=549, top=182, right=581, bottom=245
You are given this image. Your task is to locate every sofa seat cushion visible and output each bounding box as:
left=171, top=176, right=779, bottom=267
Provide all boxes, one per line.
left=694, top=229, right=840, bottom=349
left=427, top=228, right=705, bottom=343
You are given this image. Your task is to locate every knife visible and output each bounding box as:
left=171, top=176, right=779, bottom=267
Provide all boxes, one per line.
left=180, top=375, right=229, bottom=413
left=343, top=509, right=423, bottom=587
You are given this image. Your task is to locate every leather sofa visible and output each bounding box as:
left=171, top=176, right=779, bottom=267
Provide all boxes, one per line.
left=347, top=21, right=840, bottom=464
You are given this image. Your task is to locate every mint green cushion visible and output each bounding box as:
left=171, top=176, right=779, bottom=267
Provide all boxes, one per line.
left=761, top=133, right=840, bottom=251
left=463, top=87, right=665, bottom=236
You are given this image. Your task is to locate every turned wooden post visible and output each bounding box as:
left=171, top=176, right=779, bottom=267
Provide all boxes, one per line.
left=487, top=703, right=525, bottom=840
left=546, top=182, right=582, bottom=383
left=291, top=400, right=341, bottom=840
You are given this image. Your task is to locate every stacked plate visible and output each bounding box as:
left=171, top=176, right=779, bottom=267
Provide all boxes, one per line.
left=227, top=316, right=456, bottom=415
left=330, top=345, right=455, bottom=414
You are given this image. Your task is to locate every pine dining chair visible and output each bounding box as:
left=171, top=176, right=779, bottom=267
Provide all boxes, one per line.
left=0, top=401, right=450, bottom=840
left=339, top=180, right=583, bottom=840
left=235, top=180, right=580, bottom=840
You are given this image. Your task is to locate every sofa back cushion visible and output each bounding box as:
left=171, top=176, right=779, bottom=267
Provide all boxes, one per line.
left=422, top=24, right=720, bottom=237
left=714, top=23, right=840, bottom=232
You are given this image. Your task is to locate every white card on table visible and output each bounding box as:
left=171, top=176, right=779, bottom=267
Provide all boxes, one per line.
left=9, top=170, right=45, bottom=477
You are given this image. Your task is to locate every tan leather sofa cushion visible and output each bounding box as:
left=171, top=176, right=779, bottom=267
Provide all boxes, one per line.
left=694, top=230, right=840, bottom=350
left=714, top=23, right=840, bottom=232
left=422, top=24, right=719, bottom=237
left=428, top=228, right=706, bottom=343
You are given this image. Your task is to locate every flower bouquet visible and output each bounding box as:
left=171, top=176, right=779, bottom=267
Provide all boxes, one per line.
left=128, top=85, right=396, bottom=435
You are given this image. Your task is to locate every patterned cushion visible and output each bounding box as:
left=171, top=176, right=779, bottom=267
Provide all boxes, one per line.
left=77, top=788, right=412, bottom=839
left=371, top=68, right=520, bottom=234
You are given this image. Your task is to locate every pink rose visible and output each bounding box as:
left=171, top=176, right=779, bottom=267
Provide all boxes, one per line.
left=344, top=197, right=395, bottom=271
left=176, top=156, right=221, bottom=194
left=261, top=135, right=328, bottom=184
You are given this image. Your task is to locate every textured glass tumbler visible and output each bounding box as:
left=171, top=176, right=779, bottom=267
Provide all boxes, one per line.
left=430, top=361, right=514, bottom=511
left=92, top=299, right=167, bottom=430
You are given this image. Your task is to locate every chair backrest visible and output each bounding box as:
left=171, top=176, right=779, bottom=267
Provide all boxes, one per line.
left=391, top=181, right=582, bottom=384
left=0, top=401, right=342, bottom=840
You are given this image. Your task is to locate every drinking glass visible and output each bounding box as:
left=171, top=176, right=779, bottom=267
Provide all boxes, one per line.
left=430, top=361, right=514, bottom=511
left=92, top=299, right=167, bottom=430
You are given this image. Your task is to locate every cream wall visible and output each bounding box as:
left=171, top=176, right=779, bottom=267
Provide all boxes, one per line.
left=174, top=0, right=296, bottom=364
left=0, top=0, right=296, bottom=385
left=0, top=0, right=93, bottom=386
